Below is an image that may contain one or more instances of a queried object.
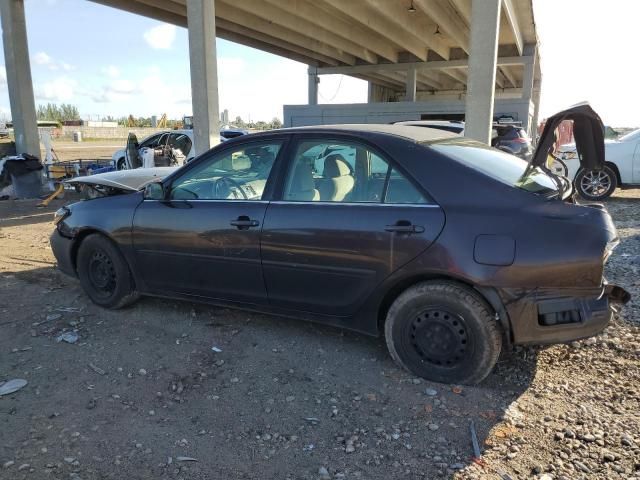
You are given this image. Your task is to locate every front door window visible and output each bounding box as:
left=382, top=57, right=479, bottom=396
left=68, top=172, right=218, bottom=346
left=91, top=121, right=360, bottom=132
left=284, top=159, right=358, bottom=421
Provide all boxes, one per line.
left=170, top=142, right=282, bottom=200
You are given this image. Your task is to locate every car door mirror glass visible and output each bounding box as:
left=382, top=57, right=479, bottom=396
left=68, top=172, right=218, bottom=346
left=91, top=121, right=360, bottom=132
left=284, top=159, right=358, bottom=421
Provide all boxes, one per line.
left=144, top=182, right=165, bottom=200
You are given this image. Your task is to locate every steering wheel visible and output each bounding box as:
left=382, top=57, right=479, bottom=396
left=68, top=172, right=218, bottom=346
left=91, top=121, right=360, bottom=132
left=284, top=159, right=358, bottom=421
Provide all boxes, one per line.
left=213, top=176, right=248, bottom=200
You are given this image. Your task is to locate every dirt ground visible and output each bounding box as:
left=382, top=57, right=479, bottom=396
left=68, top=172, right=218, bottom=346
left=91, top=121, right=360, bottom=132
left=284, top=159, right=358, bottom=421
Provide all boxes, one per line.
left=0, top=190, right=638, bottom=480
left=46, top=139, right=123, bottom=162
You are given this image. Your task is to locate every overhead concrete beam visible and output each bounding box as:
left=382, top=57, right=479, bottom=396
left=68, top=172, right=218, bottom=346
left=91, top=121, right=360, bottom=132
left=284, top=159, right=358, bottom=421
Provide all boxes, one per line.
left=322, top=0, right=425, bottom=60
left=261, top=0, right=398, bottom=63
left=216, top=2, right=356, bottom=65
left=186, top=0, right=219, bottom=155
left=315, top=56, right=531, bottom=75
left=413, top=0, right=470, bottom=52
left=1, top=0, right=39, bottom=156
left=363, top=0, right=450, bottom=59
left=464, top=0, right=501, bottom=143
left=502, top=0, right=523, bottom=55
left=225, top=0, right=378, bottom=64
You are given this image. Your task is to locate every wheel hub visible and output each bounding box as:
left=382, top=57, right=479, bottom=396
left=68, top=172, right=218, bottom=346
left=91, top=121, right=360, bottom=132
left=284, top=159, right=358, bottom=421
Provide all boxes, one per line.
left=88, top=250, right=115, bottom=294
left=581, top=170, right=611, bottom=196
left=410, top=309, right=468, bottom=367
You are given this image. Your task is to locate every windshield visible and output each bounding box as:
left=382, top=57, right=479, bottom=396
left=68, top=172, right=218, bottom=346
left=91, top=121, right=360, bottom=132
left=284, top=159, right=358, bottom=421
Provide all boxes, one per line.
left=427, top=138, right=558, bottom=195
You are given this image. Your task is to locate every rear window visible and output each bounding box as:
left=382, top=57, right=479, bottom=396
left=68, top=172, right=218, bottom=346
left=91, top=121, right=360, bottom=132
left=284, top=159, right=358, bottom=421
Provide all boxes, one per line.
left=427, top=138, right=557, bottom=195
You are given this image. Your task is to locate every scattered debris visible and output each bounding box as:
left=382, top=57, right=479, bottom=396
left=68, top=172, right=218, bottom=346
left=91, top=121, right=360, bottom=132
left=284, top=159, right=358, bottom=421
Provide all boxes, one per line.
left=46, top=313, right=62, bottom=322
left=176, top=456, right=198, bottom=462
left=304, top=417, right=320, bottom=423
left=56, top=307, right=82, bottom=313
left=425, top=388, right=438, bottom=396
left=470, top=420, right=481, bottom=458
left=0, top=379, right=28, bottom=396
left=56, top=331, right=78, bottom=344
left=88, top=363, right=106, bottom=375
left=211, top=346, right=222, bottom=353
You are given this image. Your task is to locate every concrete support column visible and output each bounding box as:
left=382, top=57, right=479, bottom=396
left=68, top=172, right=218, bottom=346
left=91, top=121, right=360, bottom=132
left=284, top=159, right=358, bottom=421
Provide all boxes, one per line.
left=308, top=67, right=318, bottom=105
left=0, top=0, right=39, bottom=156
left=186, top=0, right=219, bottom=156
left=521, top=45, right=536, bottom=103
left=531, top=87, right=541, bottom=143
left=404, top=66, right=417, bottom=102
left=464, top=0, right=501, bottom=143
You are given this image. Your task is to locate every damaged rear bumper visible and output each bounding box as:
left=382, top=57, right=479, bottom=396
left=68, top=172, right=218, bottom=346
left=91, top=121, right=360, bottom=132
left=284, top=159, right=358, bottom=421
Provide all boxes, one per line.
left=501, top=283, right=630, bottom=345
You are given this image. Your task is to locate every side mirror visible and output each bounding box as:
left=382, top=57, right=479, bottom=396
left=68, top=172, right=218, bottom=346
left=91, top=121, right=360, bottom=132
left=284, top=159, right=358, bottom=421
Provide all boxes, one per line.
left=144, top=182, right=165, bottom=200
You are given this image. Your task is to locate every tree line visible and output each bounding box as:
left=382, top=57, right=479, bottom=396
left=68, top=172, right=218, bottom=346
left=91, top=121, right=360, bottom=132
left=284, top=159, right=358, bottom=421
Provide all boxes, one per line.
left=36, top=103, right=284, bottom=130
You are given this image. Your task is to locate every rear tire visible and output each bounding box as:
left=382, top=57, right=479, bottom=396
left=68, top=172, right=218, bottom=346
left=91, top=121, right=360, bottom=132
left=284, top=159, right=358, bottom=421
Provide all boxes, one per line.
left=76, top=234, right=139, bottom=309
left=384, top=281, right=501, bottom=385
left=575, top=165, right=617, bottom=200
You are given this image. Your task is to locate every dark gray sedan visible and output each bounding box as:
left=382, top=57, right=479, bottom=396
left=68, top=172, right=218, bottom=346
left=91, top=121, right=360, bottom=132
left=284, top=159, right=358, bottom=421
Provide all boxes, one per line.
left=51, top=105, right=629, bottom=384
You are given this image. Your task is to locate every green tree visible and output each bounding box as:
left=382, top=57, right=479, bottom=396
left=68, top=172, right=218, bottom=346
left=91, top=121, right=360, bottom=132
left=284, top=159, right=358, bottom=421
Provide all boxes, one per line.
left=36, top=102, right=80, bottom=122
left=270, top=117, right=283, bottom=129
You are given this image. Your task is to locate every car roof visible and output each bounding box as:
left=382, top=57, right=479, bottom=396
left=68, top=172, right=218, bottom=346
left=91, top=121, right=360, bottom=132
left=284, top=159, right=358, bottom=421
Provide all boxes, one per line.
left=266, top=124, right=458, bottom=143
left=394, top=120, right=464, bottom=128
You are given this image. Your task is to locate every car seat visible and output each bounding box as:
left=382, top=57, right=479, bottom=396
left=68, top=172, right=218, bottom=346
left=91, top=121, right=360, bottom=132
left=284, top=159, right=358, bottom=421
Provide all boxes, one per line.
left=285, top=162, right=319, bottom=201
left=317, top=154, right=354, bottom=201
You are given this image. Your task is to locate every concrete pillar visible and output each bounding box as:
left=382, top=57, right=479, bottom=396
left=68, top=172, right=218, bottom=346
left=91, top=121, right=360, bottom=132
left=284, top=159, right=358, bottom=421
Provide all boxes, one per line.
left=464, top=0, right=501, bottom=143
left=308, top=67, right=318, bottom=105
left=367, top=81, right=374, bottom=103
left=0, top=0, right=39, bottom=156
left=404, top=66, right=417, bottom=102
left=521, top=45, right=536, bottom=101
left=531, top=87, right=541, bottom=143
left=186, top=0, right=219, bottom=156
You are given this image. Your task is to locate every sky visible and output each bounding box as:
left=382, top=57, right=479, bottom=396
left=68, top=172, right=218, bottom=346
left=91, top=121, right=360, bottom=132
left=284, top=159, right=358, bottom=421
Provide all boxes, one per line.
left=0, top=0, right=638, bottom=126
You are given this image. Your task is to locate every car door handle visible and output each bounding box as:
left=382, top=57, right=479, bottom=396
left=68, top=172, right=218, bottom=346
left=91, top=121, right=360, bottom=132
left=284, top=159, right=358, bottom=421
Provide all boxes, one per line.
left=230, top=216, right=260, bottom=229
left=385, top=222, right=424, bottom=234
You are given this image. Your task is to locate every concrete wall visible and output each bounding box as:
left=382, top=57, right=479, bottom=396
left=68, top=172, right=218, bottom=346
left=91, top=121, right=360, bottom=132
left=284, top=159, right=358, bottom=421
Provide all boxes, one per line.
left=284, top=97, right=534, bottom=129
left=55, top=126, right=169, bottom=140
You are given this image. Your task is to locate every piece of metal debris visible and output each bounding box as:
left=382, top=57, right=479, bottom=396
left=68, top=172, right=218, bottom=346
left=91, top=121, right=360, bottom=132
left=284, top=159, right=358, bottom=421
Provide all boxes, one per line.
left=303, top=417, right=320, bottom=423
left=0, top=379, right=28, bottom=396
left=470, top=420, right=481, bottom=458
left=211, top=346, right=222, bottom=353
left=176, top=456, right=198, bottom=462
left=46, top=313, right=62, bottom=322
left=56, top=332, right=79, bottom=344
left=88, top=363, right=106, bottom=375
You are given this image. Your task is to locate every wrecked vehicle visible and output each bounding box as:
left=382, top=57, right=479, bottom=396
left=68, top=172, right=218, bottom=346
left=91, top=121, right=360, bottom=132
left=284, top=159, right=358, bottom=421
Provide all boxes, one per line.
left=52, top=105, right=629, bottom=384
left=112, top=131, right=194, bottom=170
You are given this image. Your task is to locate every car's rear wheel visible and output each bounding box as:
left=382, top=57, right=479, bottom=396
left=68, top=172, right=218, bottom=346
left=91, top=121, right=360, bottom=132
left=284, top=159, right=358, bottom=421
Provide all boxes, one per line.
left=575, top=165, right=617, bottom=200
left=76, top=234, right=139, bottom=309
left=384, top=281, right=501, bottom=385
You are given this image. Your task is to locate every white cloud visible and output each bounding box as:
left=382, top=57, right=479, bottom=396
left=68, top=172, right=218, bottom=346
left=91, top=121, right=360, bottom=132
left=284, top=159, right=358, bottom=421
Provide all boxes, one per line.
left=143, top=24, right=176, bottom=49
left=109, top=79, right=136, bottom=94
left=34, top=52, right=53, bottom=66
left=32, top=51, right=75, bottom=71
left=35, top=77, right=76, bottom=102
left=102, top=65, right=120, bottom=78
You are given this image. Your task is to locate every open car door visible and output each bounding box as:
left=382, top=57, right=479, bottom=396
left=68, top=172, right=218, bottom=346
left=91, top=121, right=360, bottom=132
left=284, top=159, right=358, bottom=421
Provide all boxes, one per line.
left=532, top=103, right=605, bottom=172
left=125, top=132, right=141, bottom=169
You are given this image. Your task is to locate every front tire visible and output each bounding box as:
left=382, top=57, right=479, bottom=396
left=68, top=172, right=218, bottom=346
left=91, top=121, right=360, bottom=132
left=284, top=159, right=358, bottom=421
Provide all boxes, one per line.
left=575, top=165, right=617, bottom=200
left=76, top=234, right=139, bottom=309
left=384, top=282, right=502, bottom=385
left=116, top=157, right=126, bottom=170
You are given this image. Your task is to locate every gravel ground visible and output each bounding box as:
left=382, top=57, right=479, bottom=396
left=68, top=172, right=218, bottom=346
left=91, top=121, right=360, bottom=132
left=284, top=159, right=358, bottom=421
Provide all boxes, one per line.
left=0, top=191, right=638, bottom=480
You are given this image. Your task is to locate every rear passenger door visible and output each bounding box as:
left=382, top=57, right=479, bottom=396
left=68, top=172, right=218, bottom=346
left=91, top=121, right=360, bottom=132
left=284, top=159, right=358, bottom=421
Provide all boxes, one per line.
left=260, top=136, right=445, bottom=317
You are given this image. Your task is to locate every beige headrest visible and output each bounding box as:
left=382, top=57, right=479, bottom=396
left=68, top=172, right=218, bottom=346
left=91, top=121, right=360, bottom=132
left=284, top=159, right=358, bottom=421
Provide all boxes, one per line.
left=324, top=154, right=351, bottom=178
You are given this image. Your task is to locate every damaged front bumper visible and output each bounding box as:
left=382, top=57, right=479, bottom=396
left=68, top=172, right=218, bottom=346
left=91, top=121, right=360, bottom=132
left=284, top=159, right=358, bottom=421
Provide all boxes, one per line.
left=501, top=282, right=630, bottom=345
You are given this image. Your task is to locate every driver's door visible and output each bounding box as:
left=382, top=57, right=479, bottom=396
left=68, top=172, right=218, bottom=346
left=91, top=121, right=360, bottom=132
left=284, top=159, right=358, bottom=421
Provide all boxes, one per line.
left=131, top=139, right=284, bottom=304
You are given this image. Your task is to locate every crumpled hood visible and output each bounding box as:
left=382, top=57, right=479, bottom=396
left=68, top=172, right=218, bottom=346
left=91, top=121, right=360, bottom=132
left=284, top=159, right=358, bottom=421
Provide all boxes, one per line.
left=65, top=167, right=178, bottom=191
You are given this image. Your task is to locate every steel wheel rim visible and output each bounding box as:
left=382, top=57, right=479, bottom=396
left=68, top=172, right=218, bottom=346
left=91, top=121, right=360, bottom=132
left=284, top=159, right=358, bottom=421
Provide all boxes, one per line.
left=88, top=249, right=116, bottom=296
left=580, top=170, right=611, bottom=196
left=409, top=309, right=469, bottom=367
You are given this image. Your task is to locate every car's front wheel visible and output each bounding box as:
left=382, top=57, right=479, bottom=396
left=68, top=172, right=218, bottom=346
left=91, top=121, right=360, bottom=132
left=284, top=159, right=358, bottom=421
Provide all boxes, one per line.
left=384, top=281, right=502, bottom=385
left=116, top=157, right=126, bottom=170
left=76, top=234, right=139, bottom=309
left=575, top=165, right=617, bottom=200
